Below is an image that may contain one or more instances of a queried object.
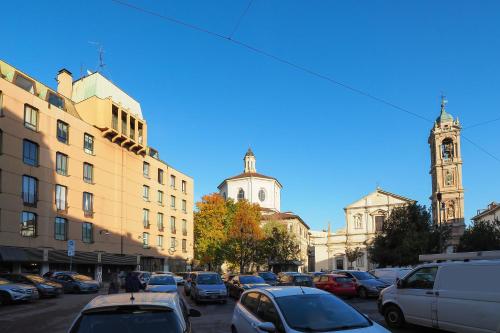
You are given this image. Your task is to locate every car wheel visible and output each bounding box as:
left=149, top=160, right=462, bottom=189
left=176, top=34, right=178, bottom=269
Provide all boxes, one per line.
left=384, top=305, right=405, bottom=328
left=358, top=287, right=368, bottom=299
left=0, top=292, right=12, bottom=305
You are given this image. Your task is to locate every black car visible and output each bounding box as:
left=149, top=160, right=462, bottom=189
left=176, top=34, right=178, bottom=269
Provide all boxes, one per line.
left=278, top=273, right=313, bottom=287
left=227, top=275, right=269, bottom=299
left=0, top=273, right=63, bottom=298
left=49, top=272, right=100, bottom=293
left=256, top=271, right=278, bottom=286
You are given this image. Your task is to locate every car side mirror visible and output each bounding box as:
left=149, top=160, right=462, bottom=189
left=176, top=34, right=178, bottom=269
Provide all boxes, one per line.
left=396, top=279, right=404, bottom=289
left=189, top=308, right=201, bottom=317
left=257, top=322, right=276, bottom=333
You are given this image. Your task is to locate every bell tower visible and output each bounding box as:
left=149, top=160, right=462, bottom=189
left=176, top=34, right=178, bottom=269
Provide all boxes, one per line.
left=244, top=148, right=256, bottom=173
left=429, top=96, right=465, bottom=248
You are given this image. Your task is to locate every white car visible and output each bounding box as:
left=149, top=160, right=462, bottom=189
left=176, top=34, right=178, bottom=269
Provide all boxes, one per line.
left=232, top=286, right=390, bottom=333
left=68, top=292, right=200, bottom=333
left=145, top=274, right=178, bottom=293
left=378, top=260, right=500, bottom=332
left=0, top=278, right=39, bottom=304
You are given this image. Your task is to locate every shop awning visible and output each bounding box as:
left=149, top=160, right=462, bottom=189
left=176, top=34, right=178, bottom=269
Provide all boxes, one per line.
left=0, top=246, right=43, bottom=262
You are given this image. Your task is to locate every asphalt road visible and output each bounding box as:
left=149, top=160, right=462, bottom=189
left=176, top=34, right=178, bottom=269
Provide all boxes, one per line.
left=0, top=286, right=441, bottom=333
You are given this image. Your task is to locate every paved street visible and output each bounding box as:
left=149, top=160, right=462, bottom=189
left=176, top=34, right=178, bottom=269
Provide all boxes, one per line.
left=0, top=286, right=441, bottom=333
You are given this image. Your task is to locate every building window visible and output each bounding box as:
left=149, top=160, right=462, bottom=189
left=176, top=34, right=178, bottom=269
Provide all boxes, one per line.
left=157, top=212, right=164, bottom=231
left=143, top=209, right=150, bottom=228
left=181, top=180, right=187, bottom=193
left=170, top=175, right=176, bottom=189
left=170, top=216, right=176, bottom=234
left=22, top=175, right=38, bottom=206
left=121, top=112, right=127, bottom=136
left=23, top=139, right=39, bottom=166
left=354, top=215, right=363, bottom=229
left=24, top=105, right=38, bottom=131
left=84, top=133, right=94, bottom=154
left=55, top=217, right=68, bottom=241
left=55, top=184, right=68, bottom=211
left=375, top=215, right=385, bottom=232
left=182, top=239, right=187, bottom=252
left=143, top=185, right=150, bottom=201
left=47, top=92, right=64, bottom=109
left=182, top=200, right=187, bottom=213
left=83, top=192, right=93, bottom=216
left=143, top=162, right=150, bottom=178
left=0, top=90, right=3, bottom=117
left=237, top=188, right=245, bottom=201
left=356, top=253, right=364, bottom=267
left=21, top=211, right=37, bottom=237
left=83, top=163, right=94, bottom=183
left=130, top=118, right=136, bottom=141
left=157, top=190, right=163, bottom=205
left=157, top=235, right=164, bottom=249
left=441, top=138, right=454, bottom=161
left=14, top=73, right=36, bottom=94
left=56, top=152, right=68, bottom=176
left=112, top=106, right=118, bottom=130
left=143, top=232, right=149, bottom=248
left=57, top=120, right=69, bottom=144
left=158, top=169, right=164, bottom=184
left=182, top=219, right=187, bottom=236
left=170, top=195, right=176, bottom=209
left=138, top=123, right=143, bottom=144
left=258, top=189, right=266, bottom=202
left=170, top=237, right=176, bottom=250
left=82, top=222, right=93, bottom=243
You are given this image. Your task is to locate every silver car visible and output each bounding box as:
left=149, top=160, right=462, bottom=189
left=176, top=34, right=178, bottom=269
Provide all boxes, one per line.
left=68, top=292, right=201, bottom=333
left=0, top=277, right=39, bottom=304
left=231, top=286, right=390, bottom=333
left=145, top=274, right=178, bottom=293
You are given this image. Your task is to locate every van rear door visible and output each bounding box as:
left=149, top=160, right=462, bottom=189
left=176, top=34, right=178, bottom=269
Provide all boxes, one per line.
left=435, top=263, right=500, bottom=333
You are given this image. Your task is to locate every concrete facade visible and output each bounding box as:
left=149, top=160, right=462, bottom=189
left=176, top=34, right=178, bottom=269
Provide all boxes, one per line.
left=0, top=60, right=194, bottom=280
left=472, top=202, right=499, bottom=224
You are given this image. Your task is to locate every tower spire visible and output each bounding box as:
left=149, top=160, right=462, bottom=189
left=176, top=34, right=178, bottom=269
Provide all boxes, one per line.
left=243, top=148, right=256, bottom=173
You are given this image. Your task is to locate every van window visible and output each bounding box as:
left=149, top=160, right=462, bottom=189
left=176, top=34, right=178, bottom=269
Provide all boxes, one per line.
left=242, top=292, right=260, bottom=315
left=404, top=267, right=438, bottom=289
left=437, top=264, right=500, bottom=293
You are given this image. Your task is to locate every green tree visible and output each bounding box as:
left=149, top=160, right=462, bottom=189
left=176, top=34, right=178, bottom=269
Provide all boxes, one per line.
left=368, top=203, right=451, bottom=267
left=345, top=247, right=363, bottom=269
left=258, top=221, right=300, bottom=271
left=458, top=219, right=500, bottom=252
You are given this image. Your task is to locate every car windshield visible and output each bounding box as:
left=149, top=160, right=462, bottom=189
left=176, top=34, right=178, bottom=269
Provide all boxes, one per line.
left=149, top=276, right=176, bottom=285
left=72, top=310, right=183, bottom=333
left=240, top=276, right=265, bottom=284
left=196, top=274, right=223, bottom=285
left=73, top=274, right=93, bottom=282
left=350, top=272, right=377, bottom=280
left=275, top=294, right=371, bottom=332
left=258, top=272, right=276, bottom=280
left=26, top=274, right=46, bottom=283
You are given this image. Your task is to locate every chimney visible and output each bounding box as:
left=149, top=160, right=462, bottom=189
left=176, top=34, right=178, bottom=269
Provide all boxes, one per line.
left=56, top=68, right=73, bottom=98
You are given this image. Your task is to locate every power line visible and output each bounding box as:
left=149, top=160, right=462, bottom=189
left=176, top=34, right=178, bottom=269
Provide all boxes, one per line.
left=110, top=0, right=499, bottom=164
left=229, top=0, right=254, bottom=39
left=463, top=116, right=500, bottom=130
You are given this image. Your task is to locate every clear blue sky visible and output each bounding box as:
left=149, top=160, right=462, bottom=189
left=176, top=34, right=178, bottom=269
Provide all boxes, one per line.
left=2, top=1, right=499, bottom=230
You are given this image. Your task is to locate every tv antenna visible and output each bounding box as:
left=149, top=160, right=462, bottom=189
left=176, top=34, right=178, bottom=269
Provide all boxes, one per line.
left=88, top=41, right=106, bottom=73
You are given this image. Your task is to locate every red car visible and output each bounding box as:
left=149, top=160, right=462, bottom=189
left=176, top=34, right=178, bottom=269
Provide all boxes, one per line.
left=313, top=274, right=357, bottom=297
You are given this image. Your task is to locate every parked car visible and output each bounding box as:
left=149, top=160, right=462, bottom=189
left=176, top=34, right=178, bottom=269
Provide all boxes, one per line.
left=68, top=291, right=201, bottom=333
left=131, top=271, right=152, bottom=289
left=313, top=274, right=357, bottom=298
left=256, top=271, right=278, bottom=286
left=379, top=260, right=500, bottom=332
left=0, top=273, right=63, bottom=298
left=278, top=273, right=313, bottom=287
left=49, top=272, right=100, bottom=293
left=190, top=272, right=227, bottom=304
left=183, top=272, right=196, bottom=296
left=309, top=271, right=326, bottom=278
left=145, top=274, right=178, bottom=293
left=228, top=275, right=269, bottom=299
left=370, top=268, right=412, bottom=285
left=337, top=270, right=390, bottom=298
left=0, top=278, right=39, bottom=304
left=232, top=286, right=390, bottom=333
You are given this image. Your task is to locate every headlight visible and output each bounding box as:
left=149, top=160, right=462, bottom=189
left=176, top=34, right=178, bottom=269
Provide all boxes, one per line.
left=11, top=288, right=26, bottom=294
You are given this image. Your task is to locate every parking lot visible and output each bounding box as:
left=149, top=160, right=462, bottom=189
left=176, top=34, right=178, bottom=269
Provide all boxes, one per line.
left=0, top=286, right=439, bottom=333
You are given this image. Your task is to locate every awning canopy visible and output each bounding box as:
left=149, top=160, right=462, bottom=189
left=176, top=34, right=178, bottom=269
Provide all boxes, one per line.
left=0, top=246, right=43, bottom=262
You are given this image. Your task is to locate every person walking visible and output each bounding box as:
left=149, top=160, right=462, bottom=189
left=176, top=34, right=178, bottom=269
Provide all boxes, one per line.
left=124, top=272, right=143, bottom=293
left=108, top=272, right=120, bottom=294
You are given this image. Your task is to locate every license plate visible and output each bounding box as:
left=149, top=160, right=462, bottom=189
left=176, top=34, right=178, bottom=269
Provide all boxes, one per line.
left=210, top=295, right=218, bottom=299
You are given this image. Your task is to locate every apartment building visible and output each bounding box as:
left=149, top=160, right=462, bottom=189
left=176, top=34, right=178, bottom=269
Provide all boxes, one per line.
left=0, top=60, right=194, bottom=280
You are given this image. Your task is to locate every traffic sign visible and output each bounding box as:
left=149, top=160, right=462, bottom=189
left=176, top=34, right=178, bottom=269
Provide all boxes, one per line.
left=67, top=240, right=75, bottom=257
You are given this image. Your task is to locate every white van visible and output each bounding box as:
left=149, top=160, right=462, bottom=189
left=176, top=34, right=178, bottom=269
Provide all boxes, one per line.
left=378, top=260, right=500, bottom=333
left=370, top=268, right=412, bottom=285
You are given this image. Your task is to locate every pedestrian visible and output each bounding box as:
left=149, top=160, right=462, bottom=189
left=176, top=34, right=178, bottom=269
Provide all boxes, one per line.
left=108, top=272, right=120, bottom=294
left=124, top=272, right=143, bottom=293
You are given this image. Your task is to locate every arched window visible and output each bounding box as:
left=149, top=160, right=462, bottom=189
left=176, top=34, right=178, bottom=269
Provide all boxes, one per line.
left=441, top=138, right=454, bottom=161
left=237, top=188, right=245, bottom=201
left=258, top=189, right=266, bottom=202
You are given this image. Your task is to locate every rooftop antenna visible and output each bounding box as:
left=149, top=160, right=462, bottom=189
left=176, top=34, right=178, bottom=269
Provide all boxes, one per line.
left=88, top=41, right=106, bottom=73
